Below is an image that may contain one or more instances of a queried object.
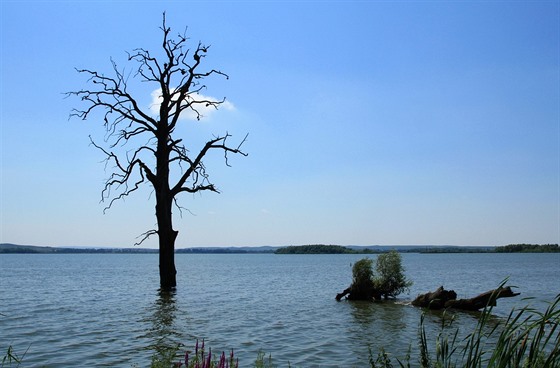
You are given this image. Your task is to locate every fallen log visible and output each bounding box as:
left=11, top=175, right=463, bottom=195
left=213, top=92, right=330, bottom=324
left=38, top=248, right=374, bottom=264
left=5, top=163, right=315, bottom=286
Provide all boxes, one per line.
left=411, top=286, right=457, bottom=309
left=444, top=286, right=520, bottom=311
left=412, top=286, right=520, bottom=311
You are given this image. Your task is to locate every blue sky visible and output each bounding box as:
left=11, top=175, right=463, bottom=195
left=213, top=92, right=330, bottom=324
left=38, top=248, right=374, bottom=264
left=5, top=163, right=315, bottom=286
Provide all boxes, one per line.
left=1, top=1, right=558, bottom=248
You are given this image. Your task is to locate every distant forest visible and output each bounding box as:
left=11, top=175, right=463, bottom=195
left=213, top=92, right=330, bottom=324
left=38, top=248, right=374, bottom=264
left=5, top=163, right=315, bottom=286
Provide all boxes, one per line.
left=274, top=244, right=560, bottom=254
left=2, top=243, right=558, bottom=254
left=0, top=243, right=271, bottom=254
left=273, top=244, right=497, bottom=254
left=274, top=245, right=374, bottom=254
left=494, top=244, right=559, bottom=253
left=0, top=243, right=158, bottom=254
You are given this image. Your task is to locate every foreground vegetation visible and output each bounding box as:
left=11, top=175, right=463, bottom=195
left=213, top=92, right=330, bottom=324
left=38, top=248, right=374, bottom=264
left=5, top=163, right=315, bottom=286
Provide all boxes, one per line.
left=1, top=346, right=27, bottom=368
left=372, top=293, right=560, bottom=367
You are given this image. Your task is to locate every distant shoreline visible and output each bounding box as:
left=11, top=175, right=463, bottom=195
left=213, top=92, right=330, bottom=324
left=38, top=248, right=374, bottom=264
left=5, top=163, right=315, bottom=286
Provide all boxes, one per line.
left=1, top=243, right=557, bottom=254
left=0, top=243, right=273, bottom=254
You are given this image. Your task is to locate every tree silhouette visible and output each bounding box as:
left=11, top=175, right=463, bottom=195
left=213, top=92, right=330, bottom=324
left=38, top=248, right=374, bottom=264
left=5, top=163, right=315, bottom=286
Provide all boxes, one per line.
left=67, top=14, right=247, bottom=290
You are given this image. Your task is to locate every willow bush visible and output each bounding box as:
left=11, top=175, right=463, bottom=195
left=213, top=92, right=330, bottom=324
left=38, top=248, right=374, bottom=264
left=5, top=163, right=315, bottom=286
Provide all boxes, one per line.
left=373, top=251, right=413, bottom=299
left=351, top=251, right=412, bottom=299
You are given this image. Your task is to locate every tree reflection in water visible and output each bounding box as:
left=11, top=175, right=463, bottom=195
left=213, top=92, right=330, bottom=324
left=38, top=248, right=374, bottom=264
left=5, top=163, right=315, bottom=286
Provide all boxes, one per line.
left=347, top=300, right=413, bottom=359
left=146, top=289, right=184, bottom=357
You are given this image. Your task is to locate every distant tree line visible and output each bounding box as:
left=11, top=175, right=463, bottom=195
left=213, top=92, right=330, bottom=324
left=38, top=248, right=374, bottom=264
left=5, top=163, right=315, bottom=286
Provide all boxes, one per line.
left=0, top=244, right=159, bottom=254
left=0, top=244, right=272, bottom=254
left=275, top=244, right=375, bottom=254
left=494, top=244, right=559, bottom=253
left=176, top=248, right=272, bottom=254
left=5, top=243, right=558, bottom=255
left=418, top=246, right=494, bottom=254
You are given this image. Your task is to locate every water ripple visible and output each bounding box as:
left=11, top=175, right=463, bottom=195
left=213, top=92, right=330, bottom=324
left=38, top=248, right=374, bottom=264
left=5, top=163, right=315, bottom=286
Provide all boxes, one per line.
left=1, top=253, right=558, bottom=367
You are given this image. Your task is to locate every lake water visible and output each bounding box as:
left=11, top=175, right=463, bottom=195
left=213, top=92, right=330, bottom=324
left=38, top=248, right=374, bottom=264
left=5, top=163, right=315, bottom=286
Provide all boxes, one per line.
left=1, top=253, right=559, bottom=367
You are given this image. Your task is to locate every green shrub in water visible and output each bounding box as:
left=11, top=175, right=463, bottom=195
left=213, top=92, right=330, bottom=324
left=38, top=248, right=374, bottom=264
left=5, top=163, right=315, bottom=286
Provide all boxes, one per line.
left=351, top=251, right=412, bottom=299
left=373, top=251, right=413, bottom=299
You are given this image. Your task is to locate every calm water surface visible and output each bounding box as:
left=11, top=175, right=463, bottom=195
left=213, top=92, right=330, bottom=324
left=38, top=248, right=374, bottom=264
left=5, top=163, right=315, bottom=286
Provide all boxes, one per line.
left=1, top=253, right=559, bottom=367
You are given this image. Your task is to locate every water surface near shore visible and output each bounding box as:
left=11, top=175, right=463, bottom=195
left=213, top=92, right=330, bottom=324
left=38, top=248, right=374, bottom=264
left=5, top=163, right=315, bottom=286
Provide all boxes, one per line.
left=1, top=253, right=558, bottom=367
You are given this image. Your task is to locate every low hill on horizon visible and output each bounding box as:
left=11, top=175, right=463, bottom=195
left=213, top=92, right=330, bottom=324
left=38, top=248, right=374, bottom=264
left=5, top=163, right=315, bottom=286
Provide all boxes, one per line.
left=1, top=243, right=500, bottom=254
left=0, top=243, right=276, bottom=254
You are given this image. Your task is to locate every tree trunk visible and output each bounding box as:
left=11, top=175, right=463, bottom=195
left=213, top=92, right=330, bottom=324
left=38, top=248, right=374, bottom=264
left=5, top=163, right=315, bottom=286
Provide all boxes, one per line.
left=155, top=125, right=178, bottom=290
left=158, top=226, right=177, bottom=290
left=156, top=190, right=177, bottom=290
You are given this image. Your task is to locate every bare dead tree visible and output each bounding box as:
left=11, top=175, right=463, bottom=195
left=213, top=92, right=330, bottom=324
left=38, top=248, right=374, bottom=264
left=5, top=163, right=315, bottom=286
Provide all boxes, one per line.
left=67, top=13, right=247, bottom=290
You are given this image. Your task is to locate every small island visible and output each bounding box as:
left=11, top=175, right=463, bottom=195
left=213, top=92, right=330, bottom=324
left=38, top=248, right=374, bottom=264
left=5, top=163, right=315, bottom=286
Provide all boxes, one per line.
left=494, top=243, right=559, bottom=253
left=274, top=244, right=374, bottom=254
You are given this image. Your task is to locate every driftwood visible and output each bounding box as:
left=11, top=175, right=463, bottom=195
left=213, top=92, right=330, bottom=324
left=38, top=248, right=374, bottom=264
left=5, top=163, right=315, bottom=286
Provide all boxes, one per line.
left=335, top=287, right=352, bottom=301
left=445, top=287, right=521, bottom=311
left=412, top=286, right=520, bottom=311
left=335, top=284, right=382, bottom=301
left=410, top=286, right=457, bottom=310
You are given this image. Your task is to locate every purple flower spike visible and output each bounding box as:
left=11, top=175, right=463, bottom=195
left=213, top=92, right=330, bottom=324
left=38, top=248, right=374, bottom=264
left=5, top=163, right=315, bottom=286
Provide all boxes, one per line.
left=205, top=347, right=211, bottom=368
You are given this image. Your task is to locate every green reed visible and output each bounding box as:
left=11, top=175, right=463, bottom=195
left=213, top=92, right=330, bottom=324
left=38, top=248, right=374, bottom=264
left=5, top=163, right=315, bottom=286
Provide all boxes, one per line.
left=383, top=293, right=560, bottom=368
left=1, top=345, right=28, bottom=368
left=485, top=295, right=559, bottom=368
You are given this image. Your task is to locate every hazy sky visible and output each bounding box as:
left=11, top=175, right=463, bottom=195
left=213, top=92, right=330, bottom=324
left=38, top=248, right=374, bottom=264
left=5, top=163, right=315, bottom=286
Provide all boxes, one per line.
left=1, top=1, right=558, bottom=248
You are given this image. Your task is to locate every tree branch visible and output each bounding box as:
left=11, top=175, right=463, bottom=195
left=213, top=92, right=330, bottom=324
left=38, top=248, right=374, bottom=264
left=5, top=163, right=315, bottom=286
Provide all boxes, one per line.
left=88, top=136, right=154, bottom=212
left=134, top=229, right=158, bottom=246
left=171, top=133, right=247, bottom=196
